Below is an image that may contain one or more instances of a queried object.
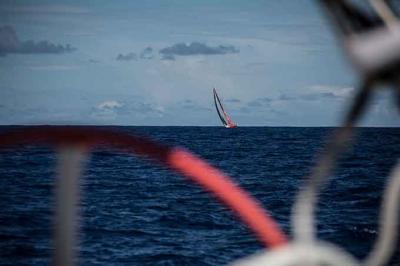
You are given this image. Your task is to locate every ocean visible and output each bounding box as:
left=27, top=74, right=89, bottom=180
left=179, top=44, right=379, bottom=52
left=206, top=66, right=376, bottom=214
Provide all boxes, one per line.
left=0, top=126, right=399, bottom=265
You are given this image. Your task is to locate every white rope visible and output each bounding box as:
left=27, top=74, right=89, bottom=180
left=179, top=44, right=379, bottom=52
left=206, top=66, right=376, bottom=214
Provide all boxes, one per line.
left=292, top=186, right=317, bottom=243
left=365, top=161, right=400, bottom=266
left=369, top=0, right=399, bottom=31
left=53, top=146, right=87, bottom=266
left=235, top=159, right=400, bottom=266
left=230, top=241, right=360, bottom=266
left=292, top=81, right=372, bottom=244
left=232, top=160, right=400, bottom=266
left=292, top=124, right=356, bottom=243
left=232, top=2, right=400, bottom=265
left=292, top=152, right=338, bottom=243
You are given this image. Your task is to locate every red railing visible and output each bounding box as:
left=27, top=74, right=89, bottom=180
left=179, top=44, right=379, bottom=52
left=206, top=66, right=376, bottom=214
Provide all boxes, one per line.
left=0, top=126, right=287, bottom=265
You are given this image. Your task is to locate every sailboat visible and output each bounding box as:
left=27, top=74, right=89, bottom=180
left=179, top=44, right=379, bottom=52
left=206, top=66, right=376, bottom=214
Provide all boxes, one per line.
left=213, top=88, right=237, bottom=128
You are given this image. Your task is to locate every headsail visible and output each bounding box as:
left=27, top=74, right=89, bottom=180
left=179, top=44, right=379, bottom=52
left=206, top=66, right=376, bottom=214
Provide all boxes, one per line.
left=213, top=89, right=228, bottom=127
left=213, top=88, right=237, bottom=128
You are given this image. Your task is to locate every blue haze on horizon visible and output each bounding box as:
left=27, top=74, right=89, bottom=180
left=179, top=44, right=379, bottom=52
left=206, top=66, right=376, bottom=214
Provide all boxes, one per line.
left=0, top=0, right=398, bottom=126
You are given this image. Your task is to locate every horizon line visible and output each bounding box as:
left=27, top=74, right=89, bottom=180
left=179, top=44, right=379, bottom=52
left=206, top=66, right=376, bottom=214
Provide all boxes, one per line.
left=1, top=124, right=399, bottom=128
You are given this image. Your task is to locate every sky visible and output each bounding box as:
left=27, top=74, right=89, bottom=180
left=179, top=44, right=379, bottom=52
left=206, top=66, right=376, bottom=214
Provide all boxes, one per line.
left=0, top=0, right=398, bottom=126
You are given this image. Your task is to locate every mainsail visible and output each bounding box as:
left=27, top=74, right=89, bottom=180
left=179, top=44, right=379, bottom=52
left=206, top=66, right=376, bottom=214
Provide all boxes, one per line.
left=213, top=88, right=237, bottom=128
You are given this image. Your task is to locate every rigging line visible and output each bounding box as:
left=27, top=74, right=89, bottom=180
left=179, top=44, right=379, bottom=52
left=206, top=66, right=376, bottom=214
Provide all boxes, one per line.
left=0, top=126, right=288, bottom=248
left=364, top=162, right=400, bottom=266
left=292, top=80, right=374, bottom=243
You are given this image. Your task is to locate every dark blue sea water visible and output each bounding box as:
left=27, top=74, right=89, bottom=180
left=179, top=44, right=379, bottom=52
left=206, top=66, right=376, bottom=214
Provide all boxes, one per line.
left=0, top=126, right=399, bottom=265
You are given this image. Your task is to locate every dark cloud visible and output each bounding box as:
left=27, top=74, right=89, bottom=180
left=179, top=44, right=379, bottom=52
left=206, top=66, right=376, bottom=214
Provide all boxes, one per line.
left=0, top=25, right=76, bottom=56
left=116, top=52, right=137, bottom=61
left=161, top=54, right=175, bottom=61
left=248, top=97, right=273, bottom=107
left=140, top=46, right=154, bottom=59
left=258, top=97, right=273, bottom=103
left=251, top=102, right=262, bottom=107
left=159, top=42, right=239, bottom=60
left=278, top=92, right=341, bottom=102
left=225, top=98, right=241, bottom=103
left=116, top=47, right=154, bottom=61
left=302, top=92, right=339, bottom=100
left=246, top=91, right=346, bottom=111
left=278, top=94, right=295, bottom=101
left=239, top=106, right=251, bottom=113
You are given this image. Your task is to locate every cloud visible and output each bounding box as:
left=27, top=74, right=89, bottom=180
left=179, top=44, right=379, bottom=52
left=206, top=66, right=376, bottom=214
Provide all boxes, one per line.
left=245, top=86, right=354, bottom=110
left=93, top=100, right=164, bottom=120
left=245, top=87, right=351, bottom=112
left=277, top=86, right=355, bottom=102
left=310, top=85, right=354, bottom=98
left=92, top=100, right=124, bottom=120
left=159, top=42, right=239, bottom=60
left=0, top=4, right=90, bottom=14
left=116, top=52, right=137, bottom=61
left=96, top=100, right=123, bottom=110
left=140, top=47, right=154, bottom=59
left=27, top=64, right=80, bottom=71
left=300, top=92, right=339, bottom=101
left=128, top=102, right=165, bottom=115
left=0, top=25, right=76, bottom=56
left=116, top=47, right=154, bottom=61
left=225, top=98, right=241, bottom=103
left=179, top=99, right=212, bottom=111
left=161, top=54, right=175, bottom=61
left=248, top=97, right=273, bottom=107
left=277, top=94, right=295, bottom=101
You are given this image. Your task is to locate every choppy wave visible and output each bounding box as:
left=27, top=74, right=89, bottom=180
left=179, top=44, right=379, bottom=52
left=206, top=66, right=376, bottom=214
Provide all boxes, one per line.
left=0, top=126, right=399, bottom=265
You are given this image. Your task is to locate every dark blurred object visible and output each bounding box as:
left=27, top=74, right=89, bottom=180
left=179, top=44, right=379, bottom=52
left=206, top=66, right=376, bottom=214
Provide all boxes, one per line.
left=320, top=0, right=400, bottom=82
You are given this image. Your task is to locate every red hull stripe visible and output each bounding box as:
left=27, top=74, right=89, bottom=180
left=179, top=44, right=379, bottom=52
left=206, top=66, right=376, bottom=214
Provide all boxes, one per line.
left=169, top=149, right=287, bottom=247
left=0, top=126, right=287, bottom=248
